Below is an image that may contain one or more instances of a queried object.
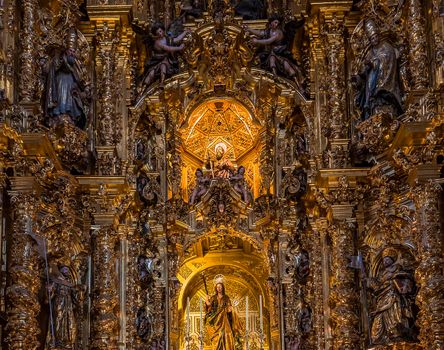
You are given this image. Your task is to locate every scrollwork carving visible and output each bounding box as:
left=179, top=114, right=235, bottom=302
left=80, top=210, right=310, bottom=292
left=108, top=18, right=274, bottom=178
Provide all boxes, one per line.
left=5, top=191, right=41, bottom=350
left=412, top=182, right=444, bottom=349
left=95, top=23, right=121, bottom=148
left=406, top=0, right=429, bottom=90
left=91, top=226, right=119, bottom=350
left=322, top=15, right=346, bottom=139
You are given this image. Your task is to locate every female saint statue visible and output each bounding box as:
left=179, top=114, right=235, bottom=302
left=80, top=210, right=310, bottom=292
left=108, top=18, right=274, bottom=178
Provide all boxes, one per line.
left=205, top=278, right=242, bottom=349
left=46, top=266, right=81, bottom=348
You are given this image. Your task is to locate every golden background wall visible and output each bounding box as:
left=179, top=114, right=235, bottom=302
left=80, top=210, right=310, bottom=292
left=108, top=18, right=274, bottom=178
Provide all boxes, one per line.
left=0, top=0, right=443, bottom=349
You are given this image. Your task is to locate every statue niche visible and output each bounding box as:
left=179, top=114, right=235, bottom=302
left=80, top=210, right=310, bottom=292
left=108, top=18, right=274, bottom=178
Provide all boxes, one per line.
left=42, top=37, right=91, bottom=130
left=366, top=246, right=418, bottom=346
left=351, top=19, right=403, bottom=121
left=350, top=18, right=405, bottom=157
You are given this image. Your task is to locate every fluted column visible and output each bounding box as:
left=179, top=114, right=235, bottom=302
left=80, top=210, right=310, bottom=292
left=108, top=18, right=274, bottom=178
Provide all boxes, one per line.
left=91, top=225, right=119, bottom=350
left=413, top=182, right=444, bottom=349
left=328, top=206, right=360, bottom=350
left=18, top=0, right=37, bottom=102
left=5, top=179, right=41, bottom=349
left=407, top=0, right=429, bottom=89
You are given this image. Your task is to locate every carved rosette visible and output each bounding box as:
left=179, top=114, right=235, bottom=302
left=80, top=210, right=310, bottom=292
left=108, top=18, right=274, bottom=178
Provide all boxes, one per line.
left=328, top=218, right=360, bottom=349
left=407, top=0, right=429, bottom=89
left=412, top=182, right=444, bottom=349
left=91, top=225, right=119, bottom=350
left=5, top=191, right=41, bottom=350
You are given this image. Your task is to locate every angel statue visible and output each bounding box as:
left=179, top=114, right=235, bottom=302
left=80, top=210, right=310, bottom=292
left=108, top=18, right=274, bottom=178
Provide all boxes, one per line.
left=367, top=247, right=417, bottom=345
left=351, top=19, right=403, bottom=121
left=230, top=166, right=250, bottom=202
left=189, top=168, right=210, bottom=205
left=244, top=15, right=305, bottom=94
left=134, top=21, right=190, bottom=99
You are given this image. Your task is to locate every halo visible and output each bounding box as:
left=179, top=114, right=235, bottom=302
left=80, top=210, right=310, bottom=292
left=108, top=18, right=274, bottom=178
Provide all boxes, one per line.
left=214, top=142, right=227, bottom=153
left=213, top=274, right=225, bottom=286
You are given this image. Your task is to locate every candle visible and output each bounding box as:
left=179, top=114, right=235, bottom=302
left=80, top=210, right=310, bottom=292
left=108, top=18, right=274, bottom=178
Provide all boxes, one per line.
left=259, top=294, right=263, bottom=348
left=186, top=297, right=190, bottom=338
left=246, top=296, right=249, bottom=350
left=245, top=296, right=249, bottom=332
left=199, top=297, right=203, bottom=350
left=259, top=295, right=263, bottom=331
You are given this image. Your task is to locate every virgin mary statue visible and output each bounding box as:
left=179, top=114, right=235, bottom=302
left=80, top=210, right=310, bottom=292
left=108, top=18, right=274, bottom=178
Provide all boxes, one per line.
left=204, top=277, right=242, bottom=349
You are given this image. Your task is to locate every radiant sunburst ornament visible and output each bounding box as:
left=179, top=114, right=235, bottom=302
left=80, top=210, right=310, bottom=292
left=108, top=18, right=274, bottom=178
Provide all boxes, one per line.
left=214, top=142, right=227, bottom=153
left=213, top=274, right=225, bottom=285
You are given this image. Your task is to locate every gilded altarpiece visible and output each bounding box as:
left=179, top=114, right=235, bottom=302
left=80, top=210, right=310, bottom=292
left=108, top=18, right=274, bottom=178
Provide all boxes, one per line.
left=0, top=0, right=443, bottom=350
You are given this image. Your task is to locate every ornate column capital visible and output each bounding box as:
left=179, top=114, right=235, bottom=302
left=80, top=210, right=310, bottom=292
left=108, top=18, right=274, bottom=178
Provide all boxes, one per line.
left=78, top=176, right=131, bottom=226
